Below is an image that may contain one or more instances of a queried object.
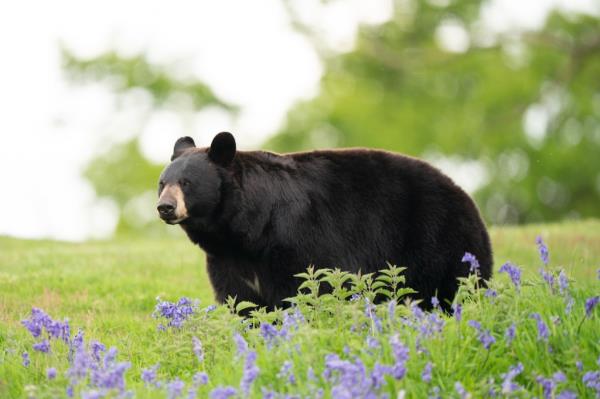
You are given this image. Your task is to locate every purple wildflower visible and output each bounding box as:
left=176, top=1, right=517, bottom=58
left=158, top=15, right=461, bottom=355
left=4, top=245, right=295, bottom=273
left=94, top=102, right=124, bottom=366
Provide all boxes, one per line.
left=583, top=371, right=600, bottom=396
left=536, top=376, right=556, bottom=398
left=233, top=333, right=248, bottom=356
left=556, top=390, right=577, bottom=399
left=277, top=361, right=296, bottom=385
left=501, top=363, right=524, bottom=394
left=585, top=296, right=599, bottom=317
left=82, top=390, right=102, bottom=399
left=193, top=371, right=209, bottom=386
left=468, top=320, right=495, bottom=349
left=22, top=352, right=30, bottom=367
left=485, top=289, right=498, bottom=301
left=540, top=268, right=555, bottom=290
left=141, top=364, right=159, bottom=386
left=90, top=341, right=105, bottom=362
left=576, top=361, right=583, bottom=371
left=429, top=386, right=441, bottom=399
left=205, top=304, right=217, bottom=313
left=167, top=378, right=185, bottom=399
left=536, top=235, right=550, bottom=265
left=47, top=367, right=57, bottom=380
left=462, top=252, right=480, bottom=274
left=558, top=270, right=569, bottom=294
left=452, top=303, right=462, bottom=321
left=388, top=300, right=396, bottom=322
left=153, top=297, right=198, bottom=329
left=372, top=363, right=392, bottom=389
left=566, top=296, right=575, bottom=314
left=33, top=339, right=50, bottom=353
left=467, top=320, right=481, bottom=330
left=366, top=335, right=379, bottom=349
left=350, top=293, right=361, bottom=302
left=192, top=336, right=204, bottom=363
left=260, top=323, right=280, bottom=348
left=323, top=354, right=382, bottom=398
left=364, top=297, right=383, bottom=333
left=390, top=334, right=409, bottom=380
left=240, top=351, right=259, bottom=395
left=431, top=297, right=439, bottom=309
left=455, top=381, right=469, bottom=399
left=210, top=386, right=237, bottom=399
left=499, top=262, right=522, bottom=291
left=505, top=323, right=516, bottom=345
left=422, top=362, right=433, bottom=383
left=531, top=313, right=550, bottom=341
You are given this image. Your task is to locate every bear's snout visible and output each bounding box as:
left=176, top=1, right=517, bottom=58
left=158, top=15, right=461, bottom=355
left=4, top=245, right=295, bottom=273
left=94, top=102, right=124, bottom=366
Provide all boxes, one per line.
left=157, top=184, right=188, bottom=224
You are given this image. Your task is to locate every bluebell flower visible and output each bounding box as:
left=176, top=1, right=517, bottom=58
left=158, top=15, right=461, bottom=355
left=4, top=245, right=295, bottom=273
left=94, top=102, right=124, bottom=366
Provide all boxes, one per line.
left=240, top=351, right=259, bottom=395
left=431, top=297, right=439, bottom=309
left=22, top=352, right=30, bottom=367
left=536, top=236, right=550, bottom=265
left=422, top=362, right=433, bottom=383
left=193, top=371, right=209, bottom=387
left=540, top=268, right=555, bottom=290
left=364, top=297, right=383, bottom=333
left=260, top=323, right=280, bottom=348
left=462, top=252, right=480, bottom=274
left=565, top=296, right=575, bottom=314
left=585, top=296, right=599, bottom=317
left=500, top=363, right=523, bottom=394
left=33, top=339, right=50, bottom=353
left=390, top=334, right=409, bottom=380
left=505, top=323, right=516, bottom=345
left=429, top=386, right=441, bottom=399
left=388, top=300, right=396, bottom=322
left=210, top=386, right=237, bottom=399
left=452, top=303, right=462, bottom=321
left=583, top=371, right=600, bottom=396
left=90, top=341, right=105, bottom=362
left=556, top=390, right=577, bottom=399
left=530, top=313, right=550, bottom=341
left=558, top=270, right=569, bottom=295
left=485, top=289, right=497, bottom=302
left=82, top=390, right=102, bottom=399
left=205, top=304, right=217, bottom=313
left=371, top=363, right=392, bottom=389
left=366, top=335, right=379, bottom=349
left=167, top=378, right=185, bottom=399
left=455, top=381, right=469, bottom=399
left=47, top=367, right=57, bottom=380
left=192, top=336, right=204, bottom=363
left=233, top=333, right=248, bottom=356
left=468, top=320, right=495, bottom=350
left=499, top=262, right=522, bottom=291
left=141, top=364, right=159, bottom=386
left=153, top=297, right=198, bottom=329
left=277, top=361, right=296, bottom=385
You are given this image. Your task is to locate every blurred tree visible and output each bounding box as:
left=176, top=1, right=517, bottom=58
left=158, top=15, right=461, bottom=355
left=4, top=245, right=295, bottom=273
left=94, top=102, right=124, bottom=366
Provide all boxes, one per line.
left=269, top=1, right=600, bottom=224
left=63, top=50, right=237, bottom=235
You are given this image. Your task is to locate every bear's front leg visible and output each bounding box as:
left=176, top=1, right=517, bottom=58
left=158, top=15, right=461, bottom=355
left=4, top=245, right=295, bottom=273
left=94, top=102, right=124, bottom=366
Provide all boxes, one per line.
left=205, top=254, right=268, bottom=313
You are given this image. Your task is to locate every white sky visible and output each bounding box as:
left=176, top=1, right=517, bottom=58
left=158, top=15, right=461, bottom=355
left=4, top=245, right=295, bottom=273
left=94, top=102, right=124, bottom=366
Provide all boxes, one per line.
left=0, top=0, right=597, bottom=241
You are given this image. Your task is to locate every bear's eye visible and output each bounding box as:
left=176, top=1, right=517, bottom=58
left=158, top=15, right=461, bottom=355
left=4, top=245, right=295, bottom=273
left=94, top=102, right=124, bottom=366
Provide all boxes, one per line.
left=180, top=179, right=191, bottom=188
left=158, top=181, right=165, bottom=190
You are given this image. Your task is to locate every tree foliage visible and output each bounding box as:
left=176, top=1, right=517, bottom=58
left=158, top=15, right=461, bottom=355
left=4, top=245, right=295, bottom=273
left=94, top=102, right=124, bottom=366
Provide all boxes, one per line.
left=268, top=2, right=600, bottom=224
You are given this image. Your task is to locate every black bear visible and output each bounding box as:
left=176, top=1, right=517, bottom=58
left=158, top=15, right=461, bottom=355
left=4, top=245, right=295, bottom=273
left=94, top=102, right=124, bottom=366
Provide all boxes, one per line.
left=157, top=132, right=492, bottom=311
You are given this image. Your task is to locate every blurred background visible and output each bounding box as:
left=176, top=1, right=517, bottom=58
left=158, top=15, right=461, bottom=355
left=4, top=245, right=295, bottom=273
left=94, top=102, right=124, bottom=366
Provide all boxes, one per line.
left=0, top=0, right=599, bottom=241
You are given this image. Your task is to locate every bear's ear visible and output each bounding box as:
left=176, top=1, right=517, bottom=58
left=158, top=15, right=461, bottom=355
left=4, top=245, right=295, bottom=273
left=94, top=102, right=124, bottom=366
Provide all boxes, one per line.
left=171, top=136, right=196, bottom=161
left=208, top=132, right=236, bottom=166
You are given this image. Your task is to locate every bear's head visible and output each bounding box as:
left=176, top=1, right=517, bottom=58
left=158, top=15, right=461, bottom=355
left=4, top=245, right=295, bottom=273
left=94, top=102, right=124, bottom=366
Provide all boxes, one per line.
left=156, top=132, right=236, bottom=224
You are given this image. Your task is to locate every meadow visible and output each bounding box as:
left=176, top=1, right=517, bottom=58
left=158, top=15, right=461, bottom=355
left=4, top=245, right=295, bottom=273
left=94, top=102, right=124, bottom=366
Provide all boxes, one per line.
left=0, top=220, right=599, bottom=398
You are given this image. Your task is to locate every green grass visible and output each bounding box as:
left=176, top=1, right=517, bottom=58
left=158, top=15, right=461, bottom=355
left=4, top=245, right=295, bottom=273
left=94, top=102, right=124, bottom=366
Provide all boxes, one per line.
left=0, top=220, right=599, bottom=398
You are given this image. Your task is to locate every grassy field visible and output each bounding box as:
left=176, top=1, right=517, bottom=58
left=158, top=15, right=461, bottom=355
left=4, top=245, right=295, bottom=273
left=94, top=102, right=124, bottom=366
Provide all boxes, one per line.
left=0, top=220, right=599, bottom=398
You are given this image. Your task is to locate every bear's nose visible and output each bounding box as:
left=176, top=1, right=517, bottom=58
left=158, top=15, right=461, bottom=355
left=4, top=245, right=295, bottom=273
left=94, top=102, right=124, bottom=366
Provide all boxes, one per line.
left=157, top=203, right=175, bottom=217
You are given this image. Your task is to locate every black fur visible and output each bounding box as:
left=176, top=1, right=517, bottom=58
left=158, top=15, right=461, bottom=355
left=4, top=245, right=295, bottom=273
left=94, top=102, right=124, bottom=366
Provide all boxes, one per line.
left=158, top=133, right=493, bottom=311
